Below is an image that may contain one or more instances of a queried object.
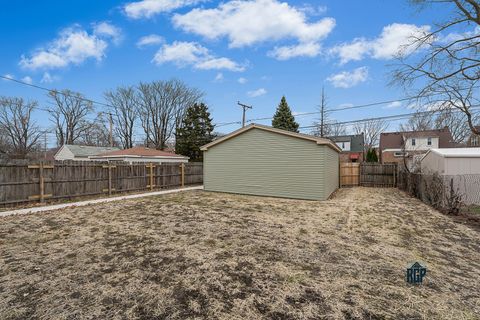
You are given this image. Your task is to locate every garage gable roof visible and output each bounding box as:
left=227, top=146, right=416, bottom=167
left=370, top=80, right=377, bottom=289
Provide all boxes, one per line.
left=201, top=123, right=342, bottom=152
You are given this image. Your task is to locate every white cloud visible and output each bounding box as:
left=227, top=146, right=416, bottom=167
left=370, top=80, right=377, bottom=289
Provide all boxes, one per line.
left=93, top=22, right=123, bottom=45
left=331, top=23, right=430, bottom=64
left=41, top=72, right=58, bottom=83
left=214, top=72, right=224, bottom=82
left=173, top=0, right=335, bottom=49
left=2, top=74, right=14, bottom=80
left=238, top=77, right=247, bottom=84
left=247, top=88, right=267, bottom=97
left=124, top=0, right=204, bottom=19
left=327, top=67, right=368, bottom=88
left=268, top=42, right=321, bottom=60
left=137, top=34, right=164, bottom=48
left=384, top=101, right=402, bottom=109
left=21, top=76, right=33, bottom=84
left=153, top=41, right=245, bottom=71
left=19, top=24, right=120, bottom=70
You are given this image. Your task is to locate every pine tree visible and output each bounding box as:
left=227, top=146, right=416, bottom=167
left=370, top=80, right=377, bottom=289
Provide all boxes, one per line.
left=366, top=148, right=378, bottom=162
left=272, top=96, right=299, bottom=133
left=175, top=103, right=214, bottom=162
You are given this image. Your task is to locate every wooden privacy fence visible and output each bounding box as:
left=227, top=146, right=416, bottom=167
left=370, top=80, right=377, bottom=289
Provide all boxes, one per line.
left=0, top=161, right=203, bottom=206
left=360, top=163, right=397, bottom=187
left=340, top=163, right=360, bottom=187
left=340, top=162, right=397, bottom=188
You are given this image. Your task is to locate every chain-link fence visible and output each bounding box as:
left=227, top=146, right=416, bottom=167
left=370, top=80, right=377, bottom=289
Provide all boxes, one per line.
left=397, top=171, right=480, bottom=213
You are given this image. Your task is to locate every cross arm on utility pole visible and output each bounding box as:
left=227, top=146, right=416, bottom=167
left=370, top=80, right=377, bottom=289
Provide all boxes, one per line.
left=237, top=101, right=252, bottom=127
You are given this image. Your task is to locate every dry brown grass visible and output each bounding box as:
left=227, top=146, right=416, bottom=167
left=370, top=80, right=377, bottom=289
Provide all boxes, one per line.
left=0, top=188, right=479, bottom=320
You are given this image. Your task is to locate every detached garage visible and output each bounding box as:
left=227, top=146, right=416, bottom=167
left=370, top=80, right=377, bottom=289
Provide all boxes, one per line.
left=201, top=124, right=341, bottom=200
left=421, top=148, right=480, bottom=175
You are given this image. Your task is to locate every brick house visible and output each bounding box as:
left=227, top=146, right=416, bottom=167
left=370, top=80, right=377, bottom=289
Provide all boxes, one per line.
left=328, top=134, right=365, bottom=163
left=379, top=127, right=456, bottom=170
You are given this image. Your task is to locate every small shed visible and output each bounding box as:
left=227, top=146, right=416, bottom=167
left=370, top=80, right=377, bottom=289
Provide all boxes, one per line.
left=89, top=146, right=189, bottom=164
left=200, top=124, right=341, bottom=200
left=421, top=148, right=480, bottom=175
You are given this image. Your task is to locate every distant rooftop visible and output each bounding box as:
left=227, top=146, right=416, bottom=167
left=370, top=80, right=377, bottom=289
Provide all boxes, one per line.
left=96, top=146, right=187, bottom=158
left=63, top=144, right=120, bottom=157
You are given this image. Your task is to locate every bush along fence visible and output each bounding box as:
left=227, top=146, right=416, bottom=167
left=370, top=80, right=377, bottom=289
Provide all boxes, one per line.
left=396, top=171, right=480, bottom=214
left=0, top=161, right=203, bottom=207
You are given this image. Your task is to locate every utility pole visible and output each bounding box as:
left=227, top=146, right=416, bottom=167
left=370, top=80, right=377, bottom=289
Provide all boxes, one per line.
left=320, top=86, right=327, bottom=137
left=237, top=101, right=252, bottom=127
left=108, top=112, right=113, bottom=147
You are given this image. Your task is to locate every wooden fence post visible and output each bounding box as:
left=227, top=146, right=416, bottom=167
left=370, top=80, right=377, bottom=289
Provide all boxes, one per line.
left=180, top=163, right=185, bottom=187
left=102, top=164, right=117, bottom=195
left=28, top=162, right=54, bottom=203
left=147, top=163, right=155, bottom=190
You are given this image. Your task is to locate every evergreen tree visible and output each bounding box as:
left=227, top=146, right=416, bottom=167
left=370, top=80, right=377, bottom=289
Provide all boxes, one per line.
left=366, top=148, right=378, bottom=162
left=175, top=103, right=214, bottom=162
left=272, top=96, right=299, bottom=133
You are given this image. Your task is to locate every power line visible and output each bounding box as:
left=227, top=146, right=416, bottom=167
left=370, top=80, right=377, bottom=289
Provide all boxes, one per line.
left=242, top=86, right=480, bottom=125
left=0, top=74, right=114, bottom=109
left=297, top=106, right=480, bottom=131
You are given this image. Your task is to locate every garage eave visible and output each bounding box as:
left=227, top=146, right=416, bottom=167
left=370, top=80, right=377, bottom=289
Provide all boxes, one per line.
left=201, top=123, right=341, bottom=153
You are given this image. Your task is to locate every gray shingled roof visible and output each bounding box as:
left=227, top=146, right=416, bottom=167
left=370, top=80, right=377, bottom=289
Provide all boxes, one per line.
left=328, top=134, right=365, bottom=152
left=65, top=145, right=120, bottom=157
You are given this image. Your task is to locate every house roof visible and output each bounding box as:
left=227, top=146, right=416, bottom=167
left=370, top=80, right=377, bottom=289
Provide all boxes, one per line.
left=424, top=147, right=480, bottom=158
left=328, top=134, right=364, bottom=152
left=94, top=146, right=188, bottom=159
left=61, top=144, right=120, bottom=157
left=379, top=128, right=456, bottom=150
left=200, top=123, right=342, bottom=152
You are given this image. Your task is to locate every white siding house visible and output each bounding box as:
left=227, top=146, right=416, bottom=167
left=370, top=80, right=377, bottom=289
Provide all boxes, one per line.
left=54, top=145, right=120, bottom=161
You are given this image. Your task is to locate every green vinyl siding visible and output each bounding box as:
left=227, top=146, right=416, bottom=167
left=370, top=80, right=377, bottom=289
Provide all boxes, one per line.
left=203, top=128, right=339, bottom=200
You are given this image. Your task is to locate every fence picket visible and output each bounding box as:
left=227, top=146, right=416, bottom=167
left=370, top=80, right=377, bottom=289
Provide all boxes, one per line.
left=0, top=161, right=203, bottom=207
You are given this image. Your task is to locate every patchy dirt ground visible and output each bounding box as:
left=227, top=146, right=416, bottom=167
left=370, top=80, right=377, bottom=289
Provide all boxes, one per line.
left=0, top=188, right=479, bottom=320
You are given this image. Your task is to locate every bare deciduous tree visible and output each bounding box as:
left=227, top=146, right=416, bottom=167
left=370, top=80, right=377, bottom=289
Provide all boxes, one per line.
left=435, top=107, right=474, bottom=143
left=0, top=97, right=42, bottom=159
left=78, top=113, right=113, bottom=147
left=353, top=119, right=389, bottom=150
left=48, top=90, right=94, bottom=146
left=393, top=0, right=480, bottom=134
left=104, top=86, right=138, bottom=149
left=399, top=111, right=435, bottom=131
left=137, top=79, right=203, bottom=150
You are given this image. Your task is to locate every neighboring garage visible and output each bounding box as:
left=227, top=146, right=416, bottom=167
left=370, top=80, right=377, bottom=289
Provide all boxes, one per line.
left=421, top=148, right=480, bottom=174
left=201, top=124, right=341, bottom=200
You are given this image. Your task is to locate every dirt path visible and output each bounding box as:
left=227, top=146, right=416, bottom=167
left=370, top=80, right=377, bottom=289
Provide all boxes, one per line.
left=0, top=188, right=479, bottom=319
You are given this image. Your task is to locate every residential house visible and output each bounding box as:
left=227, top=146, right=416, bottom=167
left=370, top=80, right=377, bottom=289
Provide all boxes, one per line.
left=466, top=126, right=480, bottom=147
left=328, top=134, right=364, bottom=162
left=379, top=127, right=456, bottom=169
left=54, top=145, right=120, bottom=161
left=89, top=146, right=189, bottom=164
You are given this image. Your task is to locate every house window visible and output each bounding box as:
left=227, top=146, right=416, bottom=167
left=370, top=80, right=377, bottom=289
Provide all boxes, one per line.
left=427, top=137, right=432, bottom=146
left=394, top=151, right=407, bottom=157
left=341, top=142, right=345, bottom=149
left=411, top=138, right=416, bottom=146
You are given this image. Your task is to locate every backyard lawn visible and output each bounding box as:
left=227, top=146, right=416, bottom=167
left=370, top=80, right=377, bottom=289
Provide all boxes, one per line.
left=0, top=188, right=479, bottom=319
